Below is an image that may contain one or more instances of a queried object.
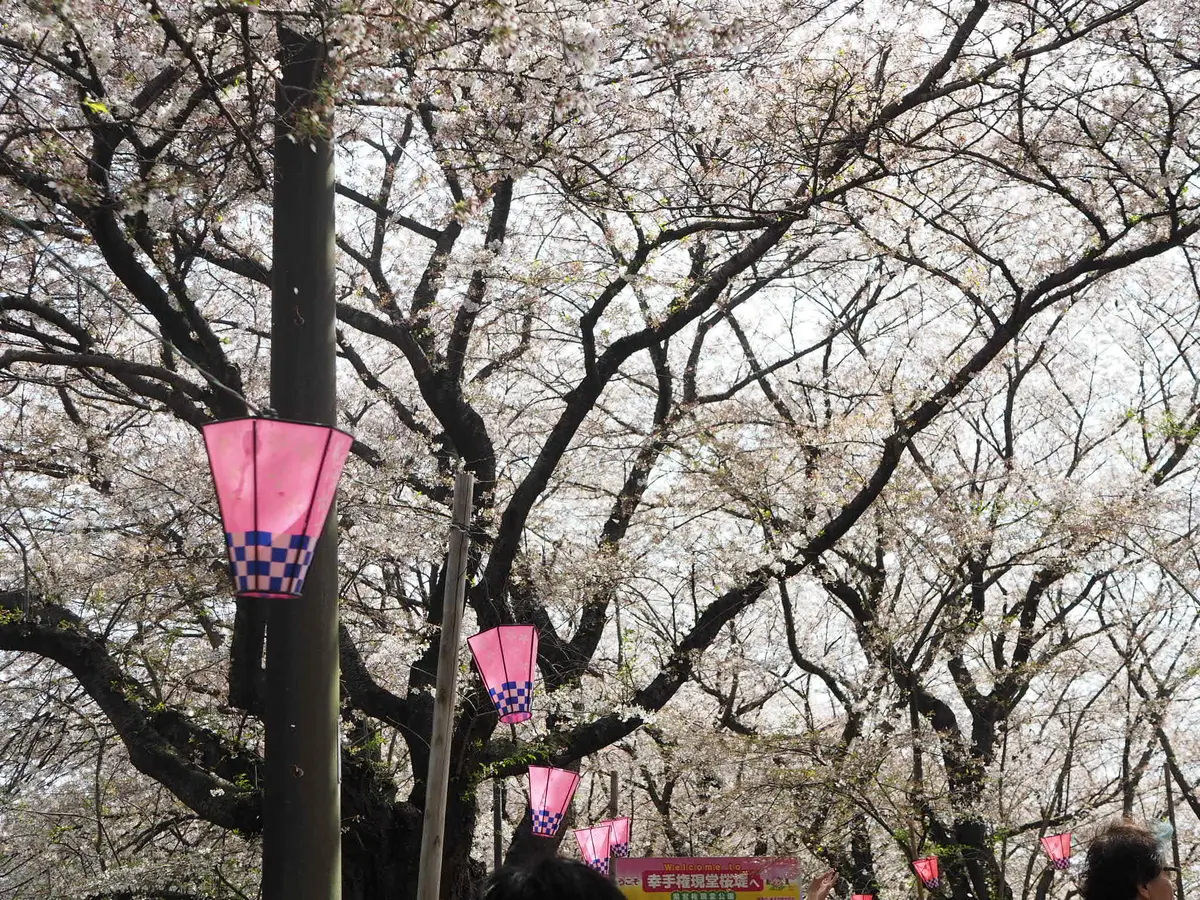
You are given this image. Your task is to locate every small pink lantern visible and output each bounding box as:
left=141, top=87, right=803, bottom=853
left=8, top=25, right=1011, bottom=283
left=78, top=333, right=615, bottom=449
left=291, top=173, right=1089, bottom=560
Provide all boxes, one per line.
left=914, top=856, right=940, bottom=889
left=527, top=766, right=579, bottom=837
left=467, top=625, right=539, bottom=724
left=597, top=816, right=631, bottom=857
left=852, top=894, right=875, bottom=900
left=575, top=824, right=613, bottom=874
left=203, top=417, right=353, bottom=599
left=1041, top=832, right=1072, bottom=870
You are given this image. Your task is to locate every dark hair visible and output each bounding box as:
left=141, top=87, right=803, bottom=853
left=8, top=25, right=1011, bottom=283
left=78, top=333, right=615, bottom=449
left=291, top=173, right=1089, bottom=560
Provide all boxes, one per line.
left=482, top=856, right=625, bottom=900
left=1080, top=821, right=1166, bottom=900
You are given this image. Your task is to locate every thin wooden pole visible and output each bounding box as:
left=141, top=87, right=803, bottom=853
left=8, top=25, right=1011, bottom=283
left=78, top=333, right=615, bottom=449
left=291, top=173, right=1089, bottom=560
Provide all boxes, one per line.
left=909, top=689, right=925, bottom=900
left=493, top=779, right=504, bottom=872
left=417, top=471, right=475, bottom=900
left=608, top=771, right=619, bottom=819
left=1165, top=761, right=1185, bottom=900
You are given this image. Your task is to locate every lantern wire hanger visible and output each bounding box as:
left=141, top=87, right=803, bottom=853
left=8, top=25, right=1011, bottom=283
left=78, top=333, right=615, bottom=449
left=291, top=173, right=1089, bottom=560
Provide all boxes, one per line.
left=1, top=209, right=264, bottom=417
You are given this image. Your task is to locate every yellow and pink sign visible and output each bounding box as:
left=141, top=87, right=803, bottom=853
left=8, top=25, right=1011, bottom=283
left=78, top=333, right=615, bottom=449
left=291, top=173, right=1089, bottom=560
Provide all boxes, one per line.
left=613, top=857, right=802, bottom=900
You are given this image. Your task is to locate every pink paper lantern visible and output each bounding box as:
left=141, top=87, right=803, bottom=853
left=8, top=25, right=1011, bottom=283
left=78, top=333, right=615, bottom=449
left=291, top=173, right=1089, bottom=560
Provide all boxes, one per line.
left=852, top=894, right=875, bottom=900
left=467, top=626, right=539, bottom=724
left=1041, top=832, right=1072, bottom=870
left=203, top=417, right=353, bottom=599
left=914, top=856, right=940, bottom=889
left=575, top=824, right=613, bottom=874
left=597, top=816, right=631, bottom=857
left=527, top=766, right=579, bottom=838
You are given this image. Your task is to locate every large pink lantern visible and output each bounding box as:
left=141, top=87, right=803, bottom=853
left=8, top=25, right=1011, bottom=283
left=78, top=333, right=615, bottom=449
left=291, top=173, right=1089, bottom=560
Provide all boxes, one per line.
left=527, top=766, right=579, bottom=837
left=597, top=816, right=631, bottom=857
left=575, top=824, right=613, bottom=874
left=1041, top=832, right=1072, bottom=870
left=467, top=626, right=539, bottom=724
left=203, top=417, right=353, bottom=599
left=914, top=856, right=940, bottom=889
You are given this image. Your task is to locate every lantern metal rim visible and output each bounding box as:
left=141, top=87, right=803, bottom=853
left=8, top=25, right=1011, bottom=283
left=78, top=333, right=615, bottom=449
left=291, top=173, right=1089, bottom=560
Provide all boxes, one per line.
left=204, top=414, right=355, bottom=442
left=498, top=710, right=533, bottom=725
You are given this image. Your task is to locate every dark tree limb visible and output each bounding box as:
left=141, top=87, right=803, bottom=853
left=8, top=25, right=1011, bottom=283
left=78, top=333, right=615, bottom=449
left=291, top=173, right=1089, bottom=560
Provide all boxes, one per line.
left=0, top=590, right=261, bottom=833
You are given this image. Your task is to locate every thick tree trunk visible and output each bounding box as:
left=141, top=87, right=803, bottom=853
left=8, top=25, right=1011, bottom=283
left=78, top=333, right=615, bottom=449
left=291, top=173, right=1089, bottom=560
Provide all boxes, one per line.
left=341, top=770, right=483, bottom=900
left=342, top=799, right=421, bottom=900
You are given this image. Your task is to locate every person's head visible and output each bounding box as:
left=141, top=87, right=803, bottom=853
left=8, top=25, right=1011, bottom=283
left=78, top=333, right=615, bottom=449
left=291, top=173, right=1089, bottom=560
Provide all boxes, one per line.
left=1081, top=821, right=1177, bottom=900
left=482, top=856, right=625, bottom=900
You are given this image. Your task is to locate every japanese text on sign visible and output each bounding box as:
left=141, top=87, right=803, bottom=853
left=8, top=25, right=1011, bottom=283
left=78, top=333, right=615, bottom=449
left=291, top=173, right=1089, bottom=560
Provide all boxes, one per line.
left=614, top=858, right=800, bottom=900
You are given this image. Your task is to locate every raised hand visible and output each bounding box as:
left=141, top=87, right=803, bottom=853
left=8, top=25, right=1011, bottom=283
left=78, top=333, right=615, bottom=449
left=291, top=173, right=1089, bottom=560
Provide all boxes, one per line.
left=806, top=869, right=838, bottom=900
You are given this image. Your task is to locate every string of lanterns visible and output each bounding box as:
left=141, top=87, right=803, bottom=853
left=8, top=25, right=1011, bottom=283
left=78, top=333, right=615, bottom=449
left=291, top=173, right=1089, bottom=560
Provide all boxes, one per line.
left=892, top=833, right=1071, bottom=897
left=574, top=817, right=633, bottom=875
left=466, top=624, right=580, bottom=837
left=200, top=417, right=623, bottom=867
left=467, top=623, right=631, bottom=869
left=198, top=422, right=1074, bottom=884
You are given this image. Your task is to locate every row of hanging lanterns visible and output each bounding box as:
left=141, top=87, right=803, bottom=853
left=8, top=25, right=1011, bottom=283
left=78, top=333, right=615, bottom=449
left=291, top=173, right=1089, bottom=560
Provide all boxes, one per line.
left=200, top=419, right=1076, bottom=882
left=468, top=626, right=639, bottom=866
left=463, top=626, right=585, bottom=838
left=895, top=832, right=1071, bottom=896
left=200, top=417, right=607, bottom=849
left=470, top=628, right=634, bottom=860
left=574, top=817, right=633, bottom=874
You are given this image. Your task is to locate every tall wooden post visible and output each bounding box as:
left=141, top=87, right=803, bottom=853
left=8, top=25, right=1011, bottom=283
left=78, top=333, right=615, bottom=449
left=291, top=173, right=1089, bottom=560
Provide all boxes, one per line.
left=493, top=779, right=505, bottom=872
left=263, top=25, right=340, bottom=900
left=417, top=471, right=475, bottom=900
left=1165, top=762, right=1185, bottom=900
left=909, top=689, right=925, bottom=900
left=608, top=771, right=619, bottom=819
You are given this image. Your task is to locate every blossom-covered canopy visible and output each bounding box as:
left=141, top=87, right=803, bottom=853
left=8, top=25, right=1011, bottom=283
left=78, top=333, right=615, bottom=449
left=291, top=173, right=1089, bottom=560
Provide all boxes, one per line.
left=597, top=816, right=631, bottom=857
left=527, top=766, right=579, bottom=837
left=203, top=417, right=353, bottom=598
left=914, top=856, right=940, bottom=888
left=1041, top=832, right=1072, bottom=870
left=575, top=824, right=613, bottom=874
left=467, top=625, right=538, bottom=723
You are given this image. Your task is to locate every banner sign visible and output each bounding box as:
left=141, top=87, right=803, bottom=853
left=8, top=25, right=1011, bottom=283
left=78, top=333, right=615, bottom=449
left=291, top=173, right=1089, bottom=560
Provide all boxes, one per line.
left=614, top=857, right=801, bottom=900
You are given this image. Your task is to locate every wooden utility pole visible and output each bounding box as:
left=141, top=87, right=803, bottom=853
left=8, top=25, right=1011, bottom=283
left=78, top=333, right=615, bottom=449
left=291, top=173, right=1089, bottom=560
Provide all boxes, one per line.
left=493, top=779, right=505, bottom=871
left=909, top=689, right=925, bottom=900
left=1165, top=762, right=1185, bottom=900
left=263, top=25, right=340, bottom=900
left=417, top=471, right=476, bottom=900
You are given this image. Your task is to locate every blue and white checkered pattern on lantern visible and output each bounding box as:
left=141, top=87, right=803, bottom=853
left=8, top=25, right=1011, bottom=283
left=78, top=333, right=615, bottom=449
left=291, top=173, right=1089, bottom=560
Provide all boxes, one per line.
left=225, top=531, right=314, bottom=595
left=531, top=809, right=564, bottom=837
left=611, top=842, right=630, bottom=858
left=488, top=680, right=534, bottom=718
left=587, top=859, right=609, bottom=876
left=925, top=879, right=941, bottom=888
left=1051, top=859, right=1070, bottom=871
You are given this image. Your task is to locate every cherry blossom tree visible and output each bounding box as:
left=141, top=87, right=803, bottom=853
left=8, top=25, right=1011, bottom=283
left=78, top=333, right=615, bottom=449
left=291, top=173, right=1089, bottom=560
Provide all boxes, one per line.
left=606, top=252, right=1200, bottom=899
left=1, top=0, right=1198, bottom=898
